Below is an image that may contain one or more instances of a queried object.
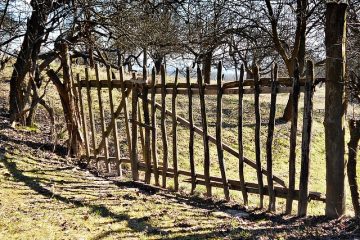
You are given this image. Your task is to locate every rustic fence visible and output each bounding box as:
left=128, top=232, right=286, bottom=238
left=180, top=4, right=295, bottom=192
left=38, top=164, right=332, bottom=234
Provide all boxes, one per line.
left=75, top=60, right=325, bottom=216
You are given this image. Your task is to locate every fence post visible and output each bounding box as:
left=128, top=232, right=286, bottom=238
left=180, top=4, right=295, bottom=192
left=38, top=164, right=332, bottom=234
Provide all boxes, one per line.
left=266, top=64, right=278, bottom=212
left=85, top=67, right=98, bottom=168
left=172, top=69, right=179, bottom=191
left=106, top=66, right=122, bottom=176
left=286, top=60, right=300, bottom=214
left=160, top=65, right=169, bottom=188
left=298, top=60, right=314, bottom=216
left=119, top=66, right=132, bottom=156
left=76, top=73, right=90, bottom=163
left=143, top=67, right=152, bottom=184
left=151, top=68, right=160, bottom=186
left=253, top=64, right=264, bottom=208
left=131, top=83, right=139, bottom=181
left=238, top=64, right=248, bottom=205
left=187, top=67, right=196, bottom=193
left=216, top=61, right=230, bottom=201
left=198, top=66, right=212, bottom=197
left=95, top=64, right=110, bottom=172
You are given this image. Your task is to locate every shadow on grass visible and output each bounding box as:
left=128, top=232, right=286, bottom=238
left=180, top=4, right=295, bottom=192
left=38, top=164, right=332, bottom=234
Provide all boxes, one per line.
left=1, top=156, right=164, bottom=240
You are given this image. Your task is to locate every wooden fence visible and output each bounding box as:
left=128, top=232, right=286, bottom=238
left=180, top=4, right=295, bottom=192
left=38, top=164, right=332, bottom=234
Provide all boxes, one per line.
left=75, top=60, right=325, bottom=216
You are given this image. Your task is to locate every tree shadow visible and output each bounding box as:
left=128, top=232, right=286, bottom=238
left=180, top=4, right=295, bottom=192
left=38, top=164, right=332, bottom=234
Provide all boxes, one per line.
left=0, top=133, right=67, bottom=157
left=1, top=156, right=164, bottom=239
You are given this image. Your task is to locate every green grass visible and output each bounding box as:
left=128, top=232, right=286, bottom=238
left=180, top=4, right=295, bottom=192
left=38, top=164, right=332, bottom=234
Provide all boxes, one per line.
left=0, top=146, right=251, bottom=239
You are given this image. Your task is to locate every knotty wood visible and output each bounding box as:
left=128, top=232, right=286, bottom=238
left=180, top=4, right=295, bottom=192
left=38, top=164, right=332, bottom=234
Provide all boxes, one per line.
left=197, top=67, right=211, bottom=197
left=76, top=73, right=90, bottom=163
left=266, top=64, right=278, bottom=212
left=187, top=67, right=196, bottom=193
left=216, top=62, right=230, bottom=201
left=253, top=64, right=264, bottom=208
left=85, top=67, right=98, bottom=167
left=286, top=60, right=301, bottom=214
left=151, top=68, right=160, bottom=186
left=106, top=66, right=122, bottom=176
left=131, top=83, right=139, bottom=181
left=298, top=60, right=314, bottom=216
left=95, top=64, right=110, bottom=172
left=160, top=65, right=169, bottom=188
left=238, top=64, right=248, bottom=205
left=172, top=68, right=179, bottom=191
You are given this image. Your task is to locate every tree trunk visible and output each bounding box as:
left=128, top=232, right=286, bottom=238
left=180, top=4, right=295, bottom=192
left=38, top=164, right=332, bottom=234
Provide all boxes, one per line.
left=347, top=119, right=360, bottom=217
left=47, top=43, right=83, bottom=156
left=9, top=0, right=53, bottom=124
left=325, top=2, right=348, bottom=219
left=154, top=56, right=163, bottom=75
left=202, top=51, right=212, bottom=84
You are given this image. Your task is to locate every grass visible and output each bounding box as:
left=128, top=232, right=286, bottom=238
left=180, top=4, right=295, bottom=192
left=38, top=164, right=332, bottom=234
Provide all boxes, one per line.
left=0, top=143, right=251, bottom=239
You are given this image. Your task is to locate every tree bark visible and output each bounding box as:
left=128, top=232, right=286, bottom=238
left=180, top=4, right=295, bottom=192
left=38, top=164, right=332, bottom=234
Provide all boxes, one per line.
left=347, top=119, right=360, bottom=217
left=202, top=51, right=212, bottom=84
left=325, top=2, right=348, bottom=219
left=9, top=0, right=54, bottom=124
left=47, top=43, right=83, bottom=156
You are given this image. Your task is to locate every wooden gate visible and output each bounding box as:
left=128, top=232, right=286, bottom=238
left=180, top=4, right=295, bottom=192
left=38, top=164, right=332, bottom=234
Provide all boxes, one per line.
left=75, top=60, right=325, bottom=216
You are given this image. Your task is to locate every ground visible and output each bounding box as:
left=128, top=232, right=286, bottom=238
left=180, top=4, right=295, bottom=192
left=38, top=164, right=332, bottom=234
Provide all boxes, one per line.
left=0, top=67, right=359, bottom=239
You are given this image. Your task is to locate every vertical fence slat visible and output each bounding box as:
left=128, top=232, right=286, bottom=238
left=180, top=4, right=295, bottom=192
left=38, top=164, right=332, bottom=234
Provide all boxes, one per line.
left=197, top=66, right=212, bottom=197
left=160, top=65, right=169, bottom=188
left=95, top=64, right=110, bottom=172
left=131, top=83, right=139, bottom=181
left=138, top=102, right=146, bottom=166
left=143, top=68, right=152, bottom=184
left=238, top=64, right=248, bottom=205
left=172, top=69, right=179, bottom=191
left=216, top=61, right=230, bottom=201
left=253, top=64, right=264, bottom=208
left=286, top=60, right=301, bottom=214
left=76, top=74, right=90, bottom=163
left=85, top=67, right=98, bottom=167
left=151, top=68, right=160, bottom=186
left=187, top=67, right=196, bottom=193
left=119, top=66, right=132, bottom=157
left=95, top=64, right=109, bottom=171
left=106, top=66, right=121, bottom=176
left=266, top=64, right=278, bottom=212
left=298, top=60, right=314, bottom=216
